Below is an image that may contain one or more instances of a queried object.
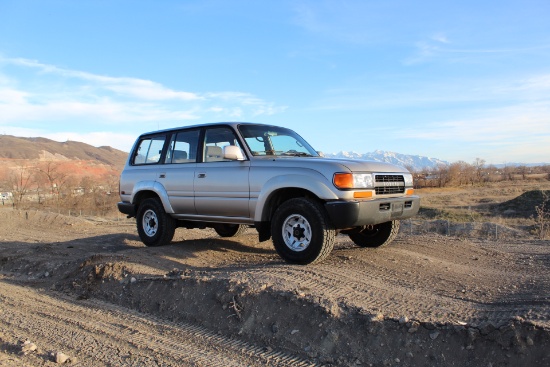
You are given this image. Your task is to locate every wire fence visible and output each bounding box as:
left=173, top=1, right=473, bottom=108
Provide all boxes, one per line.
left=3, top=206, right=545, bottom=241
left=399, top=218, right=532, bottom=241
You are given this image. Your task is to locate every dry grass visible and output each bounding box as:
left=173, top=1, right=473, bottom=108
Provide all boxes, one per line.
left=416, top=180, right=550, bottom=238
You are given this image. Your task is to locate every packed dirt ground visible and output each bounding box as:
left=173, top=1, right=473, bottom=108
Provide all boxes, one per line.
left=0, top=195, right=549, bottom=366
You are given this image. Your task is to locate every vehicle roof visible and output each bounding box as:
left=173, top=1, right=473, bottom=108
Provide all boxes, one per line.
left=138, top=122, right=282, bottom=137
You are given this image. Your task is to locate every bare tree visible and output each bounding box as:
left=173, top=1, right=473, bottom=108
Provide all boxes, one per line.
left=502, top=164, right=515, bottom=181
left=36, top=161, right=70, bottom=208
left=448, top=161, right=471, bottom=186
left=434, top=164, right=450, bottom=188
left=517, top=165, right=529, bottom=180
left=473, top=158, right=486, bottom=185
left=7, top=162, right=35, bottom=208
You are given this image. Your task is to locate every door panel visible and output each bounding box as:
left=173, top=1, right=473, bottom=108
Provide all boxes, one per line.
left=160, top=129, right=200, bottom=214
left=193, top=126, right=250, bottom=219
left=161, top=164, right=197, bottom=214
left=194, top=161, right=250, bottom=217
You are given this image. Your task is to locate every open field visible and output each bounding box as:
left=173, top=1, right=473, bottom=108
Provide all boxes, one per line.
left=0, top=181, right=549, bottom=366
left=415, top=181, right=550, bottom=238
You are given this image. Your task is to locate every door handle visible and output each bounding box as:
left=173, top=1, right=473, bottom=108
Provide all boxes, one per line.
left=159, top=173, right=166, bottom=179
left=197, top=173, right=206, bottom=178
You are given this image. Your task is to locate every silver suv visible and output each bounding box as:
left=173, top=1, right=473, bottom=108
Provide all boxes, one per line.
left=118, top=123, right=419, bottom=264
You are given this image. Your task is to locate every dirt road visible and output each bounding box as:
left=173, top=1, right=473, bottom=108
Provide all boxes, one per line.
left=0, top=208, right=549, bottom=366
left=0, top=279, right=315, bottom=367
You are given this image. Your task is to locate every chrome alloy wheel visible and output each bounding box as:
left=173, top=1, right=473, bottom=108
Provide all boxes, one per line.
left=142, top=209, right=159, bottom=237
left=281, top=214, right=312, bottom=252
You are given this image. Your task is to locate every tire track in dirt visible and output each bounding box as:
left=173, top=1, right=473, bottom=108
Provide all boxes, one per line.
left=1, top=210, right=549, bottom=366
left=0, top=279, right=317, bottom=367
left=209, top=235, right=550, bottom=328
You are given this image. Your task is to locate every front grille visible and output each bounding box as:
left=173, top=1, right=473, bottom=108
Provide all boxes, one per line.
left=375, top=186, right=405, bottom=195
left=375, top=175, right=404, bottom=183
left=375, top=174, right=405, bottom=195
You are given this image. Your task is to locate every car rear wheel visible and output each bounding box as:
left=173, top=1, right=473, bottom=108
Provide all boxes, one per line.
left=213, top=224, right=248, bottom=237
left=348, top=220, right=400, bottom=248
left=136, top=198, right=176, bottom=247
left=271, top=198, right=335, bottom=264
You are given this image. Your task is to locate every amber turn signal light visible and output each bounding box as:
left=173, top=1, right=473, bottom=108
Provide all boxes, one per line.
left=333, top=173, right=354, bottom=189
left=353, top=191, right=373, bottom=199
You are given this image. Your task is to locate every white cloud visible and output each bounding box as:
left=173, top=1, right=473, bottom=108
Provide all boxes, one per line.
left=431, top=33, right=450, bottom=44
left=0, top=88, right=28, bottom=104
left=2, top=57, right=201, bottom=101
left=396, top=102, right=550, bottom=152
left=510, top=74, right=550, bottom=92
left=291, top=1, right=383, bottom=44
left=106, top=81, right=201, bottom=101
left=404, top=36, right=550, bottom=65
left=309, top=71, right=550, bottom=163
left=0, top=57, right=285, bottom=130
left=314, top=70, right=550, bottom=112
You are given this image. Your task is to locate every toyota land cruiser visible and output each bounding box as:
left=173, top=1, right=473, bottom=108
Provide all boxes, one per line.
left=118, top=122, right=420, bottom=264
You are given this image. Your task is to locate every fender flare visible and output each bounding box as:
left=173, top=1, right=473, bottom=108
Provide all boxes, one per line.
left=132, top=180, right=175, bottom=214
left=254, top=173, right=338, bottom=222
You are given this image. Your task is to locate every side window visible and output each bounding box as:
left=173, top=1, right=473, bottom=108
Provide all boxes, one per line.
left=132, top=136, right=166, bottom=165
left=165, top=129, right=200, bottom=164
left=203, top=127, right=244, bottom=163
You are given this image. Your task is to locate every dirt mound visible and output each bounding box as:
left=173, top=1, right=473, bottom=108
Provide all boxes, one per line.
left=0, top=209, right=549, bottom=366
left=496, top=190, right=550, bottom=218
left=65, top=258, right=550, bottom=366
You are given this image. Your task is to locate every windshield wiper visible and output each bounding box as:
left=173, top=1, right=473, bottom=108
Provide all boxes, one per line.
left=281, top=151, right=313, bottom=157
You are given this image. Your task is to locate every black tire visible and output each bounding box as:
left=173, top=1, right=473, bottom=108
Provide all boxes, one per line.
left=213, top=224, right=248, bottom=237
left=136, top=198, right=176, bottom=247
left=348, top=220, right=400, bottom=248
left=271, top=198, right=335, bottom=265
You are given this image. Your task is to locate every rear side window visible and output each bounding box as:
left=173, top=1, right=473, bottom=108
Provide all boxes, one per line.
left=132, top=136, right=166, bottom=165
left=165, top=129, right=200, bottom=164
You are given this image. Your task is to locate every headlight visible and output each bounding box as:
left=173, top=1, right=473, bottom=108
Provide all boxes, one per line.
left=353, top=173, right=374, bottom=188
left=403, top=173, right=413, bottom=187
left=333, top=173, right=374, bottom=189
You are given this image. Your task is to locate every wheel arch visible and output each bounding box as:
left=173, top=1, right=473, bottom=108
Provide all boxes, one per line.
left=254, top=174, right=338, bottom=223
left=131, top=181, right=174, bottom=214
left=262, top=187, right=318, bottom=223
left=133, top=190, right=160, bottom=211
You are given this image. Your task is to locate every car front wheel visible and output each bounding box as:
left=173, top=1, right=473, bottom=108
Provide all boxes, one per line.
left=136, top=198, right=176, bottom=247
left=271, top=198, right=336, bottom=264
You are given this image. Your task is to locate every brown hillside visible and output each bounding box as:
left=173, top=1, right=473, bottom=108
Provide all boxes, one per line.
left=0, top=135, right=128, bottom=167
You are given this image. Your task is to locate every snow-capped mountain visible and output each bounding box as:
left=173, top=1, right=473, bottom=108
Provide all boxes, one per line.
left=325, top=150, right=448, bottom=171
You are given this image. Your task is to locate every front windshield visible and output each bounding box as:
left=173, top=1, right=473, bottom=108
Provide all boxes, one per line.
left=238, top=125, right=319, bottom=157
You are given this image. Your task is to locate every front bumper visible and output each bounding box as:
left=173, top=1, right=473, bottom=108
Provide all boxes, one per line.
left=325, top=195, right=420, bottom=228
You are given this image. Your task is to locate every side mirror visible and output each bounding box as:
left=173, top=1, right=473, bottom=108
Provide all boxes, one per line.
left=223, top=146, right=245, bottom=161
left=317, top=151, right=325, bottom=157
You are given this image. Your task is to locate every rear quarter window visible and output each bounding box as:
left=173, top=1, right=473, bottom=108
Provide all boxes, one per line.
left=132, top=136, right=166, bottom=165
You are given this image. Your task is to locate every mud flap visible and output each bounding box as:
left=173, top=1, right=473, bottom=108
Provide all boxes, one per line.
left=256, top=221, right=271, bottom=242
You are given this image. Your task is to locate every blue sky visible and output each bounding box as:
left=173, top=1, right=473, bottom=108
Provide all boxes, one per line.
left=1, top=0, right=549, bottom=165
